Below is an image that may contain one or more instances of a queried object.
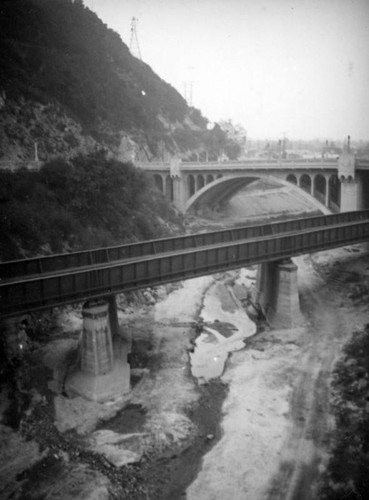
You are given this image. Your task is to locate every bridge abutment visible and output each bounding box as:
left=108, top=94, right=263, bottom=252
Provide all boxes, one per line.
left=66, top=297, right=130, bottom=402
left=254, top=259, right=303, bottom=328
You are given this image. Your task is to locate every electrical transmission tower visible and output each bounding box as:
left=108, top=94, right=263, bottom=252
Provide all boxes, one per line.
left=130, top=17, right=142, bottom=60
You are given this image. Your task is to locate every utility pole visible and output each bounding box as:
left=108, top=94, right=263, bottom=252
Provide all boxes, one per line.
left=129, top=17, right=142, bottom=60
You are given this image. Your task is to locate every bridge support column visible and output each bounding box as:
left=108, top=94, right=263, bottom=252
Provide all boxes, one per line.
left=254, top=259, right=302, bottom=329
left=253, top=261, right=275, bottom=314
left=172, top=174, right=187, bottom=213
left=324, top=178, right=329, bottom=207
left=66, top=298, right=130, bottom=402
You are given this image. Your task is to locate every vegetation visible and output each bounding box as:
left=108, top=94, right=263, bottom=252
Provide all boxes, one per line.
left=0, top=0, right=181, bottom=129
left=320, top=325, right=369, bottom=499
left=0, top=151, right=182, bottom=260
left=0, top=0, right=238, bottom=159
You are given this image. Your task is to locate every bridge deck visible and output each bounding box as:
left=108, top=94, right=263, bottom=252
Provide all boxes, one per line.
left=2, top=210, right=368, bottom=281
left=1, top=219, right=368, bottom=318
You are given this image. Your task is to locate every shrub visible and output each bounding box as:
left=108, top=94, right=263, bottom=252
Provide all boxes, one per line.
left=0, top=151, right=182, bottom=260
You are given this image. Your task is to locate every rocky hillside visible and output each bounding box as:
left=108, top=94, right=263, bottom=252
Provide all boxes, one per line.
left=0, top=0, right=239, bottom=166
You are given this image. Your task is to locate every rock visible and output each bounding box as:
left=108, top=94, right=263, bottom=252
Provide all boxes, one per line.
left=87, top=430, right=148, bottom=467
left=54, top=395, right=125, bottom=435
left=143, top=290, right=155, bottom=305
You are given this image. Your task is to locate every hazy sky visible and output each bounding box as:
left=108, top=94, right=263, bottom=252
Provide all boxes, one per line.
left=87, top=0, right=369, bottom=141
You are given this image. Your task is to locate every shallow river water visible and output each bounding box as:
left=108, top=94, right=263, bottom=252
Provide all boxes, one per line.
left=190, top=270, right=257, bottom=382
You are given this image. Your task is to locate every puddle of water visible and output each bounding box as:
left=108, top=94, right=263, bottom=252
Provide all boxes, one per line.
left=190, top=280, right=256, bottom=382
left=190, top=328, right=229, bottom=380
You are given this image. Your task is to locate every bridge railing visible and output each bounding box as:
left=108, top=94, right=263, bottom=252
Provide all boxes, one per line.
left=179, top=158, right=337, bottom=166
left=137, top=158, right=338, bottom=171
left=137, top=158, right=338, bottom=166
left=1, top=219, right=369, bottom=317
left=2, top=210, right=369, bottom=281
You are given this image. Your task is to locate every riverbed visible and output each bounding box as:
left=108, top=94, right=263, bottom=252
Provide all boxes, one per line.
left=187, top=244, right=369, bottom=500
left=1, top=244, right=368, bottom=499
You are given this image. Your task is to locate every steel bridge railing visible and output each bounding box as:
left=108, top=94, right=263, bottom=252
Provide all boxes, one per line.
left=2, top=210, right=369, bottom=281
left=1, top=219, right=369, bottom=318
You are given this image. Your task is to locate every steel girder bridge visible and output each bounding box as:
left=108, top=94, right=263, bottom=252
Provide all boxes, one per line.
left=1, top=210, right=369, bottom=319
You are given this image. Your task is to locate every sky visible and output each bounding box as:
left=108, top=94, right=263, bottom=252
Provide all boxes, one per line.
left=87, top=0, right=369, bottom=142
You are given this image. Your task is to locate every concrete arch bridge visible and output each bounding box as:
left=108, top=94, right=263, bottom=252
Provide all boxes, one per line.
left=138, top=155, right=369, bottom=214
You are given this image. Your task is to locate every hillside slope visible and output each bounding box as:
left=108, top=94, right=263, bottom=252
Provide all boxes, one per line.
left=0, top=0, right=238, bottom=165
left=0, top=151, right=184, bottom=260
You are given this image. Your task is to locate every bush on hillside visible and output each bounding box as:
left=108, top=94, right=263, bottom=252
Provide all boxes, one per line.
left=0, top=151, right=182, bottom=260
left=320, top=326, right=369, bottom=499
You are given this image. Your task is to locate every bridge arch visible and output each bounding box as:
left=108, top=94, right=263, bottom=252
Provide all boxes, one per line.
left=196, top=174, right=205, bottom=191
left=206, top=174, right=214, bottom=184
left=154, top=174, right=164, bottom=193
left=299, top=174, right=312, bottom=194
left=313, top=174, right=327, bottom=205
left=286, top=174, right=297, bottom=185
left=165, top=175, right=174, bottom=202
left=187, top=174, right=195, bottom=197
left=185, top=174, right=331, bottom=214
left=329, top=174, right=341, bottom=209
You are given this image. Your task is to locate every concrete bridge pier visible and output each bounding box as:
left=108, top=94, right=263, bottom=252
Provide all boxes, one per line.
left=172, top=173, right=187, bottom=213
left=254, top=259, right=303, bottom=329
left=66, top=297, right=130, bottom=402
